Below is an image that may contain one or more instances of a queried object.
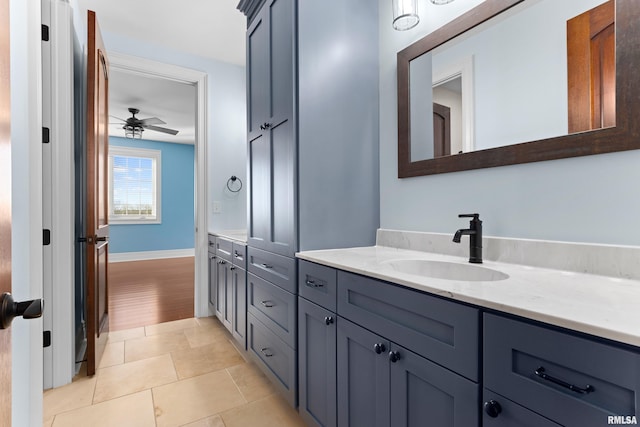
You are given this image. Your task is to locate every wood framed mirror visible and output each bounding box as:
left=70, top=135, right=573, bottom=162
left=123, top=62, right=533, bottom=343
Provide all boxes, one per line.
left=397, top=0, right=640, bottom=178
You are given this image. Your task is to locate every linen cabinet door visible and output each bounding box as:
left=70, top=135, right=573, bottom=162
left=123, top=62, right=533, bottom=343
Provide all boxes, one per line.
left=389, top=344, right=480, bottom=427
left=337, top=318, right=390, bottom=427
left=298, top=297, right=337, bottom=427
left=246, top=0, right=295, bottom=257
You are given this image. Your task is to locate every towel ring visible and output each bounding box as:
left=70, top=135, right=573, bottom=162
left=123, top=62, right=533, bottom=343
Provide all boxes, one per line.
left=227, top=176, right=243, bottom=193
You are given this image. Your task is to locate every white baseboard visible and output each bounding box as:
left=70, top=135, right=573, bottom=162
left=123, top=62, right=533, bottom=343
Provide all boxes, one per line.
left=109, top=248, right=195, bottom=263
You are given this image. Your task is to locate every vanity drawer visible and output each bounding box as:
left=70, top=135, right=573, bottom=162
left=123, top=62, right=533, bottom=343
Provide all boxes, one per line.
left=247, top=273, right=296, bottom=348
left=247, top=247, right=296, bottom=293
left=232, top=242, right=247, bottom=268
left=484, top=313, right=640, bottom=427
left=215, top=237, right=233, bottom=262
left=247, top=312, right=297, bottom=406
left=337, top=271, right=479, bottom=381
left=207, top=235, right=216, bottom=253
left=298, top=260, right=337, bottom=312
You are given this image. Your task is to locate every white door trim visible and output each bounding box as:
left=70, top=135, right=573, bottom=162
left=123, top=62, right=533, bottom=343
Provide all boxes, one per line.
left=108, top=52, right=210, bottom=318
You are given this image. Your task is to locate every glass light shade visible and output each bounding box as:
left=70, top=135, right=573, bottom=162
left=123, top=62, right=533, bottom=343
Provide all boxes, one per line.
left=431, top=0, right=455, bottom=4
left=392, top=0, right=419, bottom=31
left=124, top=125, right=143, bottom=139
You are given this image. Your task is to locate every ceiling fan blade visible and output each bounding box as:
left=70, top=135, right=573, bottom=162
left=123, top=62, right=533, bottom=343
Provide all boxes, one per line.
left=139, top=117, right=166, bottom=125
left=143, top=124, right=179, bottom=135
left=109, top=115, right=127, bottom=122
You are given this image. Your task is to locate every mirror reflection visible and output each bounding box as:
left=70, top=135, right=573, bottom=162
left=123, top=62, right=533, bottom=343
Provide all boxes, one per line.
left=409, top=0, right=615, bottom=162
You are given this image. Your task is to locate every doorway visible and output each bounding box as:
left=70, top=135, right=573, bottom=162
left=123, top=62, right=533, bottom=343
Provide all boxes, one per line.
left=98, top=53, right=209, bottom=332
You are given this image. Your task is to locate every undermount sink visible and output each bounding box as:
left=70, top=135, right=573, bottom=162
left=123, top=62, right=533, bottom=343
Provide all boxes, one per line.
left=383, top=259, right=509, bottom=282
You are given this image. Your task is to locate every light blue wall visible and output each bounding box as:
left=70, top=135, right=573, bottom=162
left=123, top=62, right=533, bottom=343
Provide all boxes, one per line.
left=109, top=137, right=194, bottom=253
left=379, top=0, right=640, bottom=247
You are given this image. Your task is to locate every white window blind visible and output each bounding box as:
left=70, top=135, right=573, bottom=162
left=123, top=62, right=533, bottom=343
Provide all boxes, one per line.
left=108, top=146, right=161, bottom=224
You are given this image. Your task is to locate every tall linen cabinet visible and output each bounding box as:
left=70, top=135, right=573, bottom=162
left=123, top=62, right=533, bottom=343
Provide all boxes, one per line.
left=237, top=0, right=379, bottom=408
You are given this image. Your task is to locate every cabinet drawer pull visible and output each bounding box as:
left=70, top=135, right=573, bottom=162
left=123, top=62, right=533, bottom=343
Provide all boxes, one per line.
left=260, top=122, right=272, bottom=130
left=218, top=260, right=226, bottom=265
left=234, top=252, right=243, bottom=259
left=260, top=347, right=274, bottom=357
left=260, top=301, right=274, bottom=308
left=260, top=263, right=273, bottom=269
left=305, top=279, right=324, bottom=288
left=324, top=316, right=334, bottom=325
left=230, top=266, right=236, bottom=271
left=534, top=366, right=595, bottom=394
left=388, top=351, right=401, bottom=363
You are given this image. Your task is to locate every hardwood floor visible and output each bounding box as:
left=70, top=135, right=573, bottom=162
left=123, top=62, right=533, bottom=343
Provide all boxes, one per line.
left=108, top=257, right=195, bottom=331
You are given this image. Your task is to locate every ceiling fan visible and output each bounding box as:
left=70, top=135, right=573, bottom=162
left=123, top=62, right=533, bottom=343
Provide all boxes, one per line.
left=111, top=107, right=179, bottom=138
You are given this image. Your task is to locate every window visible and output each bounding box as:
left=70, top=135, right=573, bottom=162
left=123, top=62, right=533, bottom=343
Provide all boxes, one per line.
left=108, top=146, right=161, bottom=224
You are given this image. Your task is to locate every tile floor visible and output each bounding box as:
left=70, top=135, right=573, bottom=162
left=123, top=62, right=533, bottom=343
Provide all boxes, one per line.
left=43, top=317, right=307, bottom=427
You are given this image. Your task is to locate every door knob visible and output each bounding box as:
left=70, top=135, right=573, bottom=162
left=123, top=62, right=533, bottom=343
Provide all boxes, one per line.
left=0, top=293, right=44, bottom=329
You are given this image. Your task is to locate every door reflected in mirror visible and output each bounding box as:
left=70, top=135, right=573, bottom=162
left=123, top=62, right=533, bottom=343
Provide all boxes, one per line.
left=406, top=0, right=615, bottom=162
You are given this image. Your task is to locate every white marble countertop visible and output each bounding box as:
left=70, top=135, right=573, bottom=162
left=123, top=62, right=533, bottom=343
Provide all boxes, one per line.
left=209, top=230, right=247, bottom=243
left=297, top=245, right=640, bottom=348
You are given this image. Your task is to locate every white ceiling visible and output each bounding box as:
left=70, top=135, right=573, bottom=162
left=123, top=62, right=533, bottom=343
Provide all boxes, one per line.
left=77, top=0, right=247, bottom=144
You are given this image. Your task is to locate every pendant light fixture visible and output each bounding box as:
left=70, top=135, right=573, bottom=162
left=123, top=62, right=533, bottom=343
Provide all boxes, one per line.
left=392, top=0, right=419, bottom=31
left=392, top=0, right=457, bottom=31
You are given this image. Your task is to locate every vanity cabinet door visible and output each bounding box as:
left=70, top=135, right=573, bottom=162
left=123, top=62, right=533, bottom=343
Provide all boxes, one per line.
left=215, top=259, right=232, bottom=332
left=389, top=343, right=479, bottom=427
left=208, top=250, right=217, bottom=307
left=247, top=0, right=296, bottom=257
left=298, top=297, right=337, bottom=427
left=231, top=265, right=247, bottom=349
left=337, top=318, right=390, bottom=427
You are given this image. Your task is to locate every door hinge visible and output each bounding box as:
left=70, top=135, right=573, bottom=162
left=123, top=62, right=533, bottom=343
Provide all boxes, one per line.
left=43, top=330, right=51, bottom=348
left=42, top=127, right=50, bottom=144
left=41, top=25, right=50, bottom=41
left=43, top=229, right=51, bottom=246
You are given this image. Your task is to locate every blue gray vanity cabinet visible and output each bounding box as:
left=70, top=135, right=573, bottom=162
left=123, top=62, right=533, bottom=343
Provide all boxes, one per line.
left=484, top=313, right=640, bottom=426
left=207, top=235, right=217, bottom=308
left=211, top=237, right=247, bottom=349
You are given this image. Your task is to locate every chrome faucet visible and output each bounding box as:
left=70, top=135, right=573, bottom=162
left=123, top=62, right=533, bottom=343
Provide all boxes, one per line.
left=453, top=213, right=483, bottom=264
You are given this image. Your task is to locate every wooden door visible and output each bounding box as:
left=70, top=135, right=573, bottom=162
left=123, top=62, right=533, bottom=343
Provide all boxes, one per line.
left=0, top=0, right=12, bottom=421
left=433, top=102, right=451, bottom=157
left=567, top=0, right=615, bottom=133
left=86, top=10, right=110, bottom=376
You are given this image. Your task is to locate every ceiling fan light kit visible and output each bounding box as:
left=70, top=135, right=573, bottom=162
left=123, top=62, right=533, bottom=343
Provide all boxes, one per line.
left=112, top=107, right=179, bottom=139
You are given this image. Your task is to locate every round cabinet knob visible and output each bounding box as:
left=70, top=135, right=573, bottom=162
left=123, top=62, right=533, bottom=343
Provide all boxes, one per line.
left=484, top=400, right=502, bottom=418
left=373, top=343, right=386, bottom=354
left=388, top=351, right=401, bottom=363
left=324, top=316, right=334, bottom=325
